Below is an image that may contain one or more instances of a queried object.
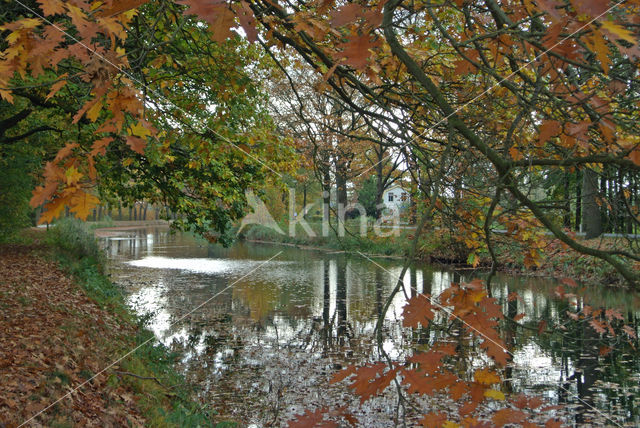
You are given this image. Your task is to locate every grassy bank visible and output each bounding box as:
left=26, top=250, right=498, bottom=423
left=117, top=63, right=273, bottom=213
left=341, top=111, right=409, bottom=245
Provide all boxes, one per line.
left=240, top=221, right=633, bottom=286
left=239, top=220, right=411, bottom=257
left=0, top=220, right=226, bottom=426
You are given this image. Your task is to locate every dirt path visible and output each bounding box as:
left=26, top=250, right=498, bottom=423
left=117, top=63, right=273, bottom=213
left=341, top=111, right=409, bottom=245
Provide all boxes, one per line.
left=0, top=239, right=145, bottom=427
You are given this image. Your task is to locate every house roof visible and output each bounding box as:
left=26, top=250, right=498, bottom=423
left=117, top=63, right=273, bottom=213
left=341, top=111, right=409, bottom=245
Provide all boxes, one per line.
left=383, top=183, right=409, bottom=193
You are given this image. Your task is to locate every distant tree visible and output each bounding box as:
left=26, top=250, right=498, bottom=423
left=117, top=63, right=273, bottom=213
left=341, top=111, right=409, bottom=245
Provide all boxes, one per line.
left=357, top=175, right=379, bottom=218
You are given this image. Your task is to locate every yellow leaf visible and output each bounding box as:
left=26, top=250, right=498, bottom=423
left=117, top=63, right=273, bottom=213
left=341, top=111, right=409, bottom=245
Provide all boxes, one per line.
left=443, top=421, right=460, bottom=428
left=86, top=99, right=103, bottom=122
left=17, top=18, right=42, bottom=29
left=0, top=88, right=14, bottom=103
left=474, top=368, right=501, bottom=385
left=484, top=389, right=505, bottom=400
left=600, top=21, right=636, bottom=44
left=128, top=121, right=151, bottom=139
left=70, top=191, right=100, bottom=220
left=65, top=166, right=83, bottom=186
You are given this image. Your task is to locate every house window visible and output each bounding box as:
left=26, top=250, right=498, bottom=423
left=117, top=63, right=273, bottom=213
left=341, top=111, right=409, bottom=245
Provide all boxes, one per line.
left=388, top=193, right=394, bottom=202
left=401, top=192, right=408, bottom=201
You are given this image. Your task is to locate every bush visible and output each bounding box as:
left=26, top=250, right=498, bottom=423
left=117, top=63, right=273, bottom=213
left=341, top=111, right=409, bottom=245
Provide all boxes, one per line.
left=47, top=218, right=103, bottom=262
left=0, top=147, right=38, bottom=241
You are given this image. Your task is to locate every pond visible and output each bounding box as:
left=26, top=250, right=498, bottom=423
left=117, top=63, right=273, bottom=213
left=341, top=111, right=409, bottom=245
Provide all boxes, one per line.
left=100, top=226, right=640, bottom=426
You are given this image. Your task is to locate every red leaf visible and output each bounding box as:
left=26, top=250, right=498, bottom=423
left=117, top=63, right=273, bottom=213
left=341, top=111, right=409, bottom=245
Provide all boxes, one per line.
left=96, top=0, right=147, bottom=17
left=351, top=366, right=397, bottom=402
left=234, top=1, right=257, bottom=42
left=589, top=319, right=607, bottom=335
left=537, top=320, right=547, bottom=335
left=330, top=4, right=363, bottom=27
left=330, top=365, right=356, bottom=384
left=402, top=294, right=435, bottom=328
left=288, top=407, right=337, bottom=428
left=492, top=408, right=527, bottom=427
left=420, top=412, right=447, bottom=428
left=559, top=277, right=578, bottom=288
left=337, top=33, right=380, bottom=69
left=538, top=120, right=561, bottom=145
left=545, top=418, right=563, bottom=428
left=449, top=381, right=468, bottom=400
left=622, top=325, right=637, bottom=339
left=126, top=135, right=146, bottom=154
left=178, top=0, right=235, bottom=43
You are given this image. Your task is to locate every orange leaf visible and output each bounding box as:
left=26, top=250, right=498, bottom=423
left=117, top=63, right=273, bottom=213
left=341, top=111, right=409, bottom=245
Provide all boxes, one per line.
left=492, top=408, right=527, bottom=427
left=628, top=147, right=640, bottom=166
left=54, top=142, right=79, bottom=163
left=36, top=0, right=66, bottom=16
left=513, top=313, right=525, bottom=321
left=45, top=76, right=68, bottom=101
left=30, top=181, right=58, bottom=208
left=70, top=191, right=100, bottom=220
left=39, top=194, right=71, bottom=224
left=474, top=368, right=500, bottom=385
left=509, top=146, right=524, bottom=161
left=622, top=325, right=637, bottom=338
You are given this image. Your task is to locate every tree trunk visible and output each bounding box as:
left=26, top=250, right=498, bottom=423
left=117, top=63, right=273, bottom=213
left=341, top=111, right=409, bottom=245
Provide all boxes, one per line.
left=582, top=168, right=602, bottom=239
left=563, top=171, right=571, bottom=228
left=322, top=168, right=331, bottom=236
left=575, top=170, right=582, bottom=231
left=302, top=184, right=307, bottom=219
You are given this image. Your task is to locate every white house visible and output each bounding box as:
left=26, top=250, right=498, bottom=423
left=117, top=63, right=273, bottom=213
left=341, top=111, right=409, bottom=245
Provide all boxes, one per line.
left=382, top=184, right=410, bottom=211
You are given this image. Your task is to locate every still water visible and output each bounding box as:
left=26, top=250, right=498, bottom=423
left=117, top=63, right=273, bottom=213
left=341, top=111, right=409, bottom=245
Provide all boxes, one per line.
left=100, top=227, right=640, bottom=426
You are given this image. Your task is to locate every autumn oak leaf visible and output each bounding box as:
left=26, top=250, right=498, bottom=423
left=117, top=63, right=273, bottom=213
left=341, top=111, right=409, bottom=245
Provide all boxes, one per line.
left=337, top=33, right=380, bottom=70
left=402, top=294, right=435, bottom=328
left=288, top=407, right=337, bottom=428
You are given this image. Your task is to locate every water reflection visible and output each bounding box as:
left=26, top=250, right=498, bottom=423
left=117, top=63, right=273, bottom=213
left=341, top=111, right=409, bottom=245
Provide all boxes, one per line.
left=100, top=227, right=640, bottom=426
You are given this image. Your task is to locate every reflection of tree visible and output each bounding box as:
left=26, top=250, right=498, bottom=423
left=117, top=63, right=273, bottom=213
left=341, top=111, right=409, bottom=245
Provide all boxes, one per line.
left=529, top=297, right=640, bottom=425
left=321, top=258, right=332, bottom=351
left=336, top=257, right=351, bottom=346
left=233, top=279, right=279, bottom=325
left=503, top=283, right=518, bottom=394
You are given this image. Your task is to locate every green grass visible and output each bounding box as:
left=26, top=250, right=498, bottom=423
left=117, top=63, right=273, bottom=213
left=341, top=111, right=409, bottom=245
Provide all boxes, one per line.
left=46, top=219, right=234, bottom=427
left=239, top=219, right=410, bottom=257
